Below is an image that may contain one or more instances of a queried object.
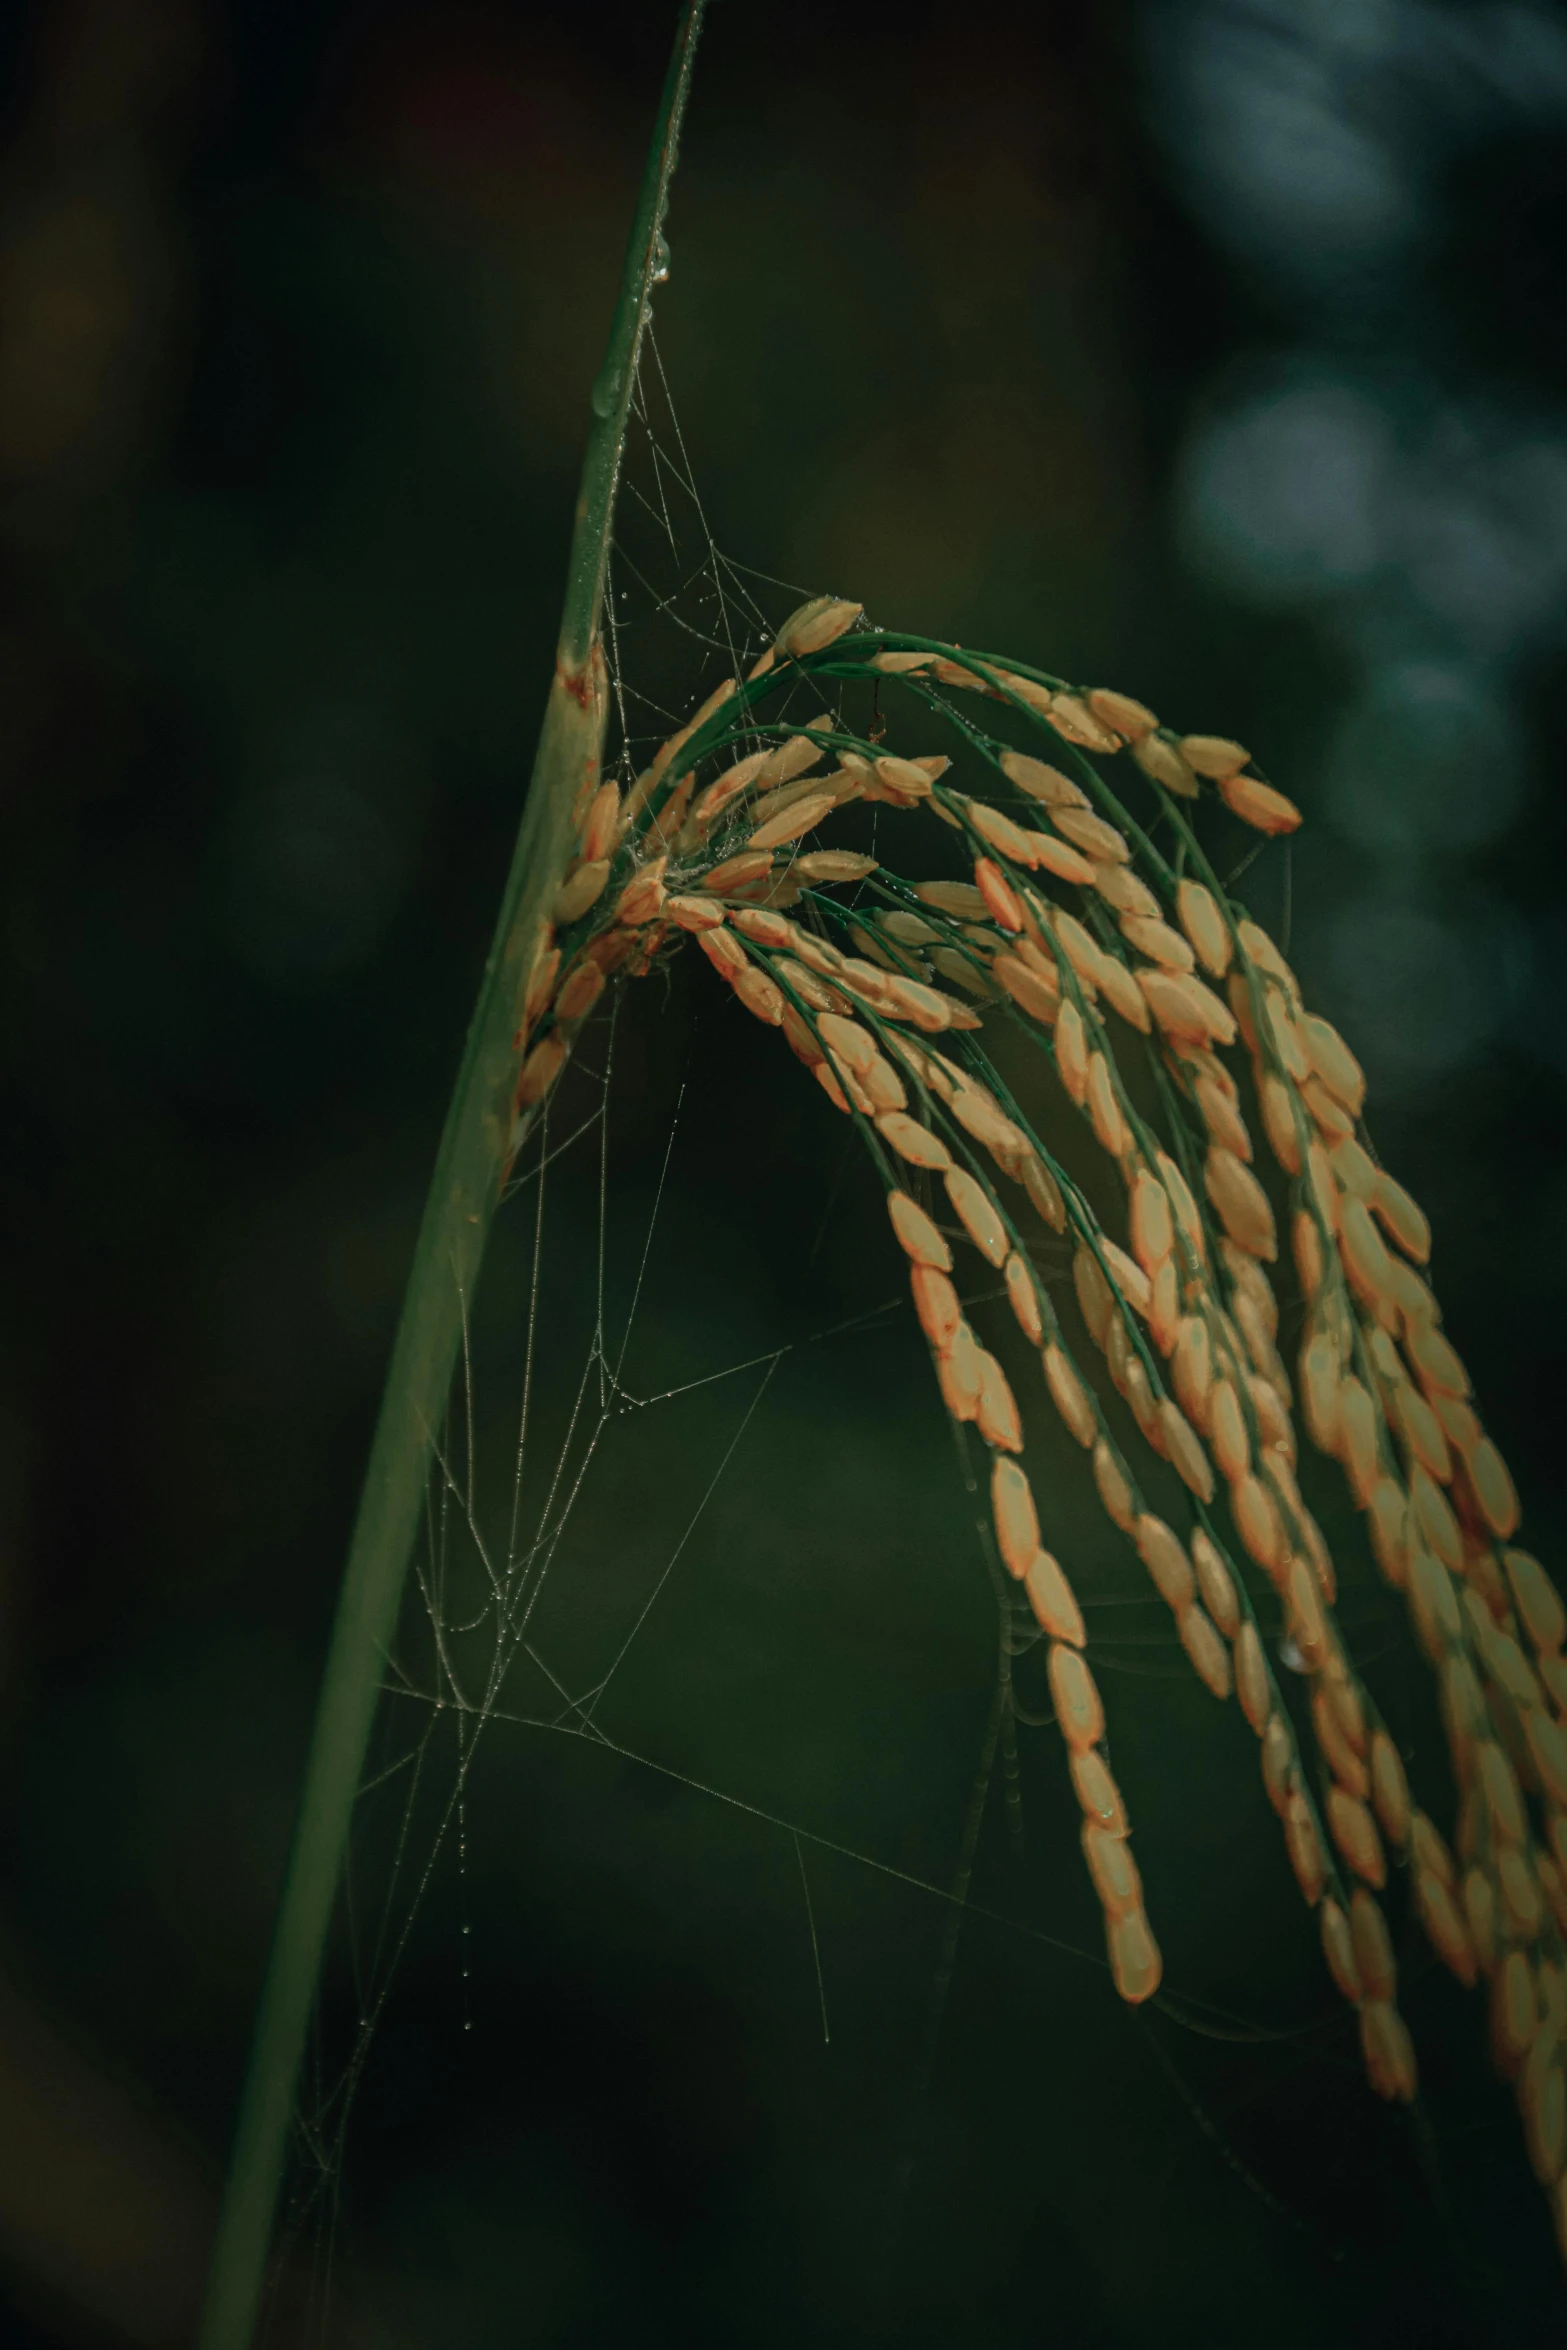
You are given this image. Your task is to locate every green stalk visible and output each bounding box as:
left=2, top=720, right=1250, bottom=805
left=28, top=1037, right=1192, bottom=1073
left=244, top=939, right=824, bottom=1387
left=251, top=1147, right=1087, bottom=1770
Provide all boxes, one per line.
left=196, top=11, right=705, bottom=2343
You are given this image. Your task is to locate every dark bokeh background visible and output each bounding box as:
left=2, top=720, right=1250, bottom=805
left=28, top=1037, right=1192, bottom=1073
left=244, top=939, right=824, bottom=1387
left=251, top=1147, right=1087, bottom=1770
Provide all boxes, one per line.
left=3, top=0, right=1567, bottom=2343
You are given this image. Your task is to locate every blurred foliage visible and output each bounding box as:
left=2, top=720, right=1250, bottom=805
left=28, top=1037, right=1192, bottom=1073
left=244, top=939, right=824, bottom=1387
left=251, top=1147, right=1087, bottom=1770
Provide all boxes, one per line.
left=1, top=0, right=1566, bottom=2343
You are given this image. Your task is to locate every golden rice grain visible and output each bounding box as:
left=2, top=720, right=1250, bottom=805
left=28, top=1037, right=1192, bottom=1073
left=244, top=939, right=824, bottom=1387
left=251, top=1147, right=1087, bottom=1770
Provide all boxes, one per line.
left=1234, top=1623, right=1270, bottom=1734
left=1148, top=1258, right=1181, bottom=1357
left=1506, top=1549, right=1566, bottom=1655
left=938, top=1321, right=984, bottom=1423
left=1233, top=1472, right=1283, bottom=1573
left=861, top=1053, right=908, bottom=1114
left=1415, top=1864, right=1477, bottom=1986
left=1136, top=1515, right=1195, bottom=1611
left=1261, top=1714, right=1294, bottom=1814
left=999, top=749, right=1088, bottom=808
left=692, top=751, right=770, bottom=826
left=1173, top=1317, right=1214, bottom=1429
left=1302, top=1014, right=1365, bottom=1116
left=1220, top=772, right=1303, bottom=834
left=1255, top=1073, right=1301, bottom=1175
left=1133, top=733, right=1200, bottom=798
left=1071, top=1746, right=1130, bottom=1835
left=1035, top=833, right=1099, bottom=886
left=993, top=953, right=1061, bottom=1025
left=1346, top=1887, right=1395, bottom=2002
left=914, top=879, right=988, bottom=919
left=871, top=648, right=933, bottom=675
left=733, top=966, right=785, bottom=1025
left=1185, top=1531, right=1235, bottom=1638
left=1054, top=1000, right=1091, bottom=1106
left=1082, top=1820, right=1143, bottom=1918
left=1498, top=1846, right=1544, bottom=1940
left=1366, top=1478, right=1409, bottom=1586
left=888, top=1189, right=952, bottom=1270
left=1334, top=1376, right=1379, bottom=1507
left=911, top=1264, right=963, bottom=1352
left=1108, top=1907, right=1164, bottom=2003
left=1093, top=1437, right=1137, bottom=1531
left=1285, top=1787, right=1327, bottom=1904
left=814, top=1061, right=851, bottom=1113
left=1368, top=1731, right=1411, bottom=1848
left=1327, top=1788, right=1386, bottom=1887
left=1122, top=911, right=1193, bottom=977
left=756, top=730, right=828, bottom=791
left=974, top=856, right=1024, bottom=933
left=932, top=947, right=997, bottom=1000
left=883, top=1104, right=958, bottom=1170
left=1074, top=1244, right=1114, bottom=1350
left=1045, top=1345, right=1098, bottom=1448
left=1049, top=1642, right=1106, bottom=1752
left=1209, top=1378, right=1250, bottom=1483
left=1410, top=1463, right=1464, bottom=1569
left=1101, top=1242, right=1153, bottom=1320
left=1026, top=1548, right=1087, bottom=1646
left=873, top=754, right=935, bottom=803
left=976, top=1351, right=1023, bottom=1452
left=991, top=1455, right=1040, bottom=1580
left=1477, top=1739, right=1528, bottom=1845
left=1089, top=861, right=1160, bottom=919
left=1299, top=1331, right=1341, bottom=1456
left=1394, top=1384, right=1452, bottom=1483
left=1052, top=913, right=1107, bottom=994
left=701, top=851, right=774, bottom=895
left=946, top=1167, right=1009, bottom=1266
left=1496, top=1950, right=1536, bottom=2071
left=1096, top=951, right=1155, bottom=1032
left=1320, top=1898, right=1362, bottom=2004
left=795, top=849, right=879, bottom=882
left=1088, top=1053, right=1133, bottom=1159
left=1179, top=733, right=1250, bottom=780
left=1173, top=878, right=1231, bottom=977
left=1360, top=2001, right=1417, bottom=2102
left=516, top=1031, right=568, bottom=1107
left=1052, top=805, right=1131, bottom=864
left=1371, top=1171, right=1431, bottom=1264
left=1405, top=1321, right=1469, bottom=1399
left=1179, top=1603, right=1233, bottom=1698
left=1313, top=1689, right=1369, bottom=1801
left=553, top=959, right=604, bottom=1024
left=1291, top=1208, right=1325, bottom=1299
left=1022, top=1151, right=1068, bottom=1234
left=1196, top=1075, right=1252, bottom=1162
left=1466, top=1437, right=1521, bottom=1539
left=1205, top=1146, right=1277, bottom=1260
left=776, top=594, right=863, bottom=656
left=1005, top=1251, right=1044, bottom=1346
left=1463, top=1868, right=1499, bottom=1972
left=1048, top=692, right=1122, bottom=753
left=554, top=859, right=611, bottom=925
left=1088, top=687, right=1159, bottom=741
left=1161, top=1401, right=1216, bottom=1501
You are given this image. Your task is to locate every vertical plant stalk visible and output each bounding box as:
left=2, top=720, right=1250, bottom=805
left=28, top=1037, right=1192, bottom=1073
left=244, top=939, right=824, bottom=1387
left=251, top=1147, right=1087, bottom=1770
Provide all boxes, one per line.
left=196, top=10, right=705, bottom=2345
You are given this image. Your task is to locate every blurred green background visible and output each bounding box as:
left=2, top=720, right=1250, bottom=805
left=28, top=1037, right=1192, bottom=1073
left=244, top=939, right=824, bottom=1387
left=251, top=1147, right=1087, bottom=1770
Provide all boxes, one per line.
left=3, top=0, right=1567, bottom=2343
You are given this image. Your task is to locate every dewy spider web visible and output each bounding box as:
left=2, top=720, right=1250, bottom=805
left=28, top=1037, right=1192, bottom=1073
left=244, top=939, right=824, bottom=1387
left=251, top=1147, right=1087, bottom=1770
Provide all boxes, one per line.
left=264, top=350, right=1566, bottom=2350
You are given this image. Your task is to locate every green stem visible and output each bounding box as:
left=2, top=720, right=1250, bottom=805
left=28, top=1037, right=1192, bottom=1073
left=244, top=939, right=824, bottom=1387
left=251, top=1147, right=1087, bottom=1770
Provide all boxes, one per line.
left=195, top=11, right=706, bottom=2344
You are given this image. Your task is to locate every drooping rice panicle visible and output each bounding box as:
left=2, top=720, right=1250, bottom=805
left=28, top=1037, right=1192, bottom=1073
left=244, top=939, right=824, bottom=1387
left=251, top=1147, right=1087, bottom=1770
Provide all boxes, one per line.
left=512, top=613, right=1567, bottom=2233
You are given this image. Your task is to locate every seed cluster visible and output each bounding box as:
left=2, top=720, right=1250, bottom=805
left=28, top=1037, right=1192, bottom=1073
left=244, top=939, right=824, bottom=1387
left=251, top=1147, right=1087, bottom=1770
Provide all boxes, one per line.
left=512, top=592, right=1565, bottom=2250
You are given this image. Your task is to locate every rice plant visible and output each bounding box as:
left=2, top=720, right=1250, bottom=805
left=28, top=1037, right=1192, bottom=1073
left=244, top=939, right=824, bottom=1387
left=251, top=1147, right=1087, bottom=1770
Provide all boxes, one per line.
left=199, top=4, right=1567, bottom=2341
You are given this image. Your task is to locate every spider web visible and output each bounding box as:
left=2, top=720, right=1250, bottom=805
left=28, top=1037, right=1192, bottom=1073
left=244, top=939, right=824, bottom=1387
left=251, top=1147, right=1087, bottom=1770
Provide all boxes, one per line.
left=258, top=348, right=1551, bottom=2350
